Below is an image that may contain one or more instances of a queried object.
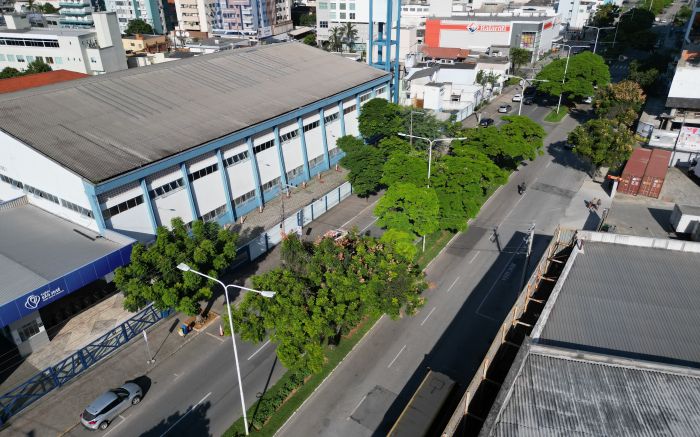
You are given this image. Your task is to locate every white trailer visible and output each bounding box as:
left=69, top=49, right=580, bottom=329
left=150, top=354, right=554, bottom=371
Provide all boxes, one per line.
left=669, top=204, right=700, bottom=233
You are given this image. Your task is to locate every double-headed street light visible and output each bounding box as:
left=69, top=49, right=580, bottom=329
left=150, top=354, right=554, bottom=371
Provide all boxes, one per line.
left=504, top=75, right=550, bottom=115
left=176, top=263, right=275, bottom=436
left=397, top=133, right=469, bottom=251
left=584, top=25, right=615, bottom=54
left=552, top=43, right=590, bottom=114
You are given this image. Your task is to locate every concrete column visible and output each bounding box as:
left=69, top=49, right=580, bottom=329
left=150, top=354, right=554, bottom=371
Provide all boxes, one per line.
left=246, top=137, right=264, bottom=211
left=319, top=108, right=331, bottom=170
left=215, top=149, right=236, bottom=222
left=274, top=126, right=288, bottom=189
left=338, top=100, right=346, bottom=137
left=298, top=117, right=311, bottom=180
left=140, top=178, right=158, bottom=233
left=180, top=162, right=199, bottom=221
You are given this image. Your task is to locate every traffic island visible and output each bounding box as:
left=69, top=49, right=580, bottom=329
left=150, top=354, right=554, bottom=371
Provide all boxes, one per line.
left=544, top=107, right=569, bottom=122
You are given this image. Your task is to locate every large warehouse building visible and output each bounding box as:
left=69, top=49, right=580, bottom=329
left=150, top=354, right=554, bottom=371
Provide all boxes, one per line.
left=0, top=43, right=390, bottom=353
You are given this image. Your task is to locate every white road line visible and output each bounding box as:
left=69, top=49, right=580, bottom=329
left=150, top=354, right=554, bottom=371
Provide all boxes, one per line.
left=475, top=310, right=499, bottom=322
left=205, top=332, right=225, bottom=342
left=359, top=217, right=379, bottom=233
left=349, top=394, right=368, bottom=418
left=447, top=277, right=460, bottom=292
left=469, top=251, right=480, bottom=264
left=103, top=417, right=126, bottom=437
left=420, top=307, right=437, bottom=326
left=160, top=392, right=212, bottom=437
left=247, top=339, right=271, bottom=360
left=173, top=373, right=181, bottom=381
left=475, top=237, right=528, bottom=315
left=387, top=345, right=407, bottom=368
left=545, top=161, right=551, bottom=168
left=499, top=193, right=525, bottom=227
left=340, top=197, right=381, bottom=229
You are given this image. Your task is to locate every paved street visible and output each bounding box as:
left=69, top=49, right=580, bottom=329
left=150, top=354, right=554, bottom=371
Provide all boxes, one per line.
left=278, top=112, right=594, bottom=436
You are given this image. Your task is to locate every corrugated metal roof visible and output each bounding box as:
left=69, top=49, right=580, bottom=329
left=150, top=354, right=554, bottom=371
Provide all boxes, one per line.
left=538, top=242, right=700, bottom=367
left=0, top=43, right=389, bottom=183
left=484, top=349, right=700, bottom=437
left=0, top=204, right=127, bottom=304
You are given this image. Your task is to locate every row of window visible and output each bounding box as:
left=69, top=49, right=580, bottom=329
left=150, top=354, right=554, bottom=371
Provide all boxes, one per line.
left=360, top=93, right=372, bottom=103
left=253, top=139, right=275, bottom=154
left=375, top=86, right=387, bottom=95
left=304, top=120, right=320, bottom=132
left=324, top=112, right=339, bottom=124
left=329, top=147, right=342, bottom=158
left=188, top=163, right=218, bottom=182
left=233, top=190, right=256, bottom=206
left=1, top=173, right=94, bottom=218
left=286, top=165, right=304, bottom=181
left=344, top=104, right=356, bottom=115
left=309, top=155, right=325, bottom=168
left=61, top=199, right=94, bottom=218
left=279, top=129, right=299, bottom=143
left=223, top=150, right=250, bottom=166
left=149, top=178, right=184, bottom=199
left=318, top=2, right=356, bottom=10
left=102, top=195, right=144, bottom=220
left=261, top=177, right=281, bottom=192
left=201, top=204, right=227, bottom=223
left=328, top=11, right=356, bottom=19
left=0, top=37, right=60, bottom=48
left=0, top=54, right=62, bottom=64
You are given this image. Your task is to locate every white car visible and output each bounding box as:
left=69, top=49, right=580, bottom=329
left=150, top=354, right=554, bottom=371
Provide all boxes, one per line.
left=512, top=93, right=522, bottom=102
left=584, top=96, right=593, bottom=104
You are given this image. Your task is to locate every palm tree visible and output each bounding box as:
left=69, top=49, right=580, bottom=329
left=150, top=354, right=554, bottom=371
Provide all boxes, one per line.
left=328, top=27, right=343, bottom=52
left=341, top=22, right=358, bottom=53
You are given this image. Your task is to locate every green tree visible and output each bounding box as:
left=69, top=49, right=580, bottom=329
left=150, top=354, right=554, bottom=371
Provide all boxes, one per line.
left=377, top=136, right=412, bottom=156
left=536, top=51, right=610, bottom=101
left=594, top=80, right=646, bottom=127
left=299, top=14, right=317, bottom=27
left=627, top=60, right=659, bottom=92
left=381, top=151, right=428, bottom=188
left=114, top=218, right=238, bottom=315
left=380, top=229, right=418, bottom=261
left=38, top=2, right=58, bottom=13
left=25, top=59, right=52, bottom=75
left=591, top=4, right=620, bottom=27
left=229, top=232, right=425, bottom=373
left=618, top=8, right=654, bottom=35
left=0, top=67, right=22, bottom=79
left=509, top=47, right=532, bottom=74
left=125, top=19, right=154, bottom=35
left=358, top=98, right=404, bottom=141
left=400, top=108, right=444, bottom=143
left=476, top=70, right=501, bottom=97
left=461, top=116, right=544, bottom=169
left=302, top=33, right=316, bottom=46
left=328, top=26, right=343, bottom=52
left=375, top=183, right=440, bottom=237
left=341, top=22, right=358, bottom=52
left=676, top=5, right=692, bottom=25
left=568, top=119, right=634, bottom=168
left=338, top=135, right=385, bottom=197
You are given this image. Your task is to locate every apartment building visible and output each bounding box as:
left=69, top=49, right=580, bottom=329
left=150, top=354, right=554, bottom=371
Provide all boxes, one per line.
left=215, top=0, right=292, bottom=39
left=103, top=0, right=166, bottom=34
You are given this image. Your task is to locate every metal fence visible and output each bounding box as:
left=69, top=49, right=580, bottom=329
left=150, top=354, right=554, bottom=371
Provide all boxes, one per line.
left=0, top=305, right=171, bottom=425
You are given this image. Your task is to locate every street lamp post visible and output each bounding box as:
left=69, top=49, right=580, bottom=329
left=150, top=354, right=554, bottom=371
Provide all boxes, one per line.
left=584, top=25, right=615, bottom=54
left=397, top=133, right=469, bottom=251
left=409, top=110, right=423, bottom=147
left=176, top=263, right=275, bottom=436
left=552, top=43, right=589, bottom=114
left=504, top=75, right=550, bottom=115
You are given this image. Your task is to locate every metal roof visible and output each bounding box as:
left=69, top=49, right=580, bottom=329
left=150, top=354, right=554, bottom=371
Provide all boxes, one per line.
left=0, top=203, right=127, bottom=305
left=481, top=345, right=700, bottom=437
left=0, top=43, right=389, bottom=184
left=537, top=241, right=700, bottom=368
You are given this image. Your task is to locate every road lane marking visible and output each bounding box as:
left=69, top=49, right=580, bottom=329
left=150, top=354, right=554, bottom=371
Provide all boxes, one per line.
left=476, top=310, right=499, bottom=322
left=545, top=161, right=551, bottom=168
left=160, top=392, right=212, bottom=437
left=475, top=237, right=528, bottom=315
left=420, top=307, right=436, bottom=326
left=499, top=194, right=525, bottom=226
left=447, top=277, right=460, bottom=293
left=360, top=217, right=379, bottom=233
left=387, top=345, right=407, bottom=368
left=469, top=252, right=480, bottom=264
left=173, top=373, right=181, bottom=380
left=340, top=197, right=382, bottom=229
left=247, top=339, right=271, bottom=360
left=348, top=394, right=368, bottom=419
left=206, top=332, right=225, bottom=342
left=103, top=416, right=126, bottom=437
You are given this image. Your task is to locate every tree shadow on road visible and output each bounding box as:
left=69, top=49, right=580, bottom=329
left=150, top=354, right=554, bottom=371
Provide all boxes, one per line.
left=140, top=400, right=212, bottom=437
left=547, top=141, right=592, bottom=174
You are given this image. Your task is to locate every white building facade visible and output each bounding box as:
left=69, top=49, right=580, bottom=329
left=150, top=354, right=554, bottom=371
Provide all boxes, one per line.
left=0, top=12, right=127, bottom=75
left=103, top=0, right=166, bottom=34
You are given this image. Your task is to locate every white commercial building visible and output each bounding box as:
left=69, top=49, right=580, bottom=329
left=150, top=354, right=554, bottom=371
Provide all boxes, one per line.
left=0, top=42, right=390, bottom=352
left=0, top=12, right=127, bottom=75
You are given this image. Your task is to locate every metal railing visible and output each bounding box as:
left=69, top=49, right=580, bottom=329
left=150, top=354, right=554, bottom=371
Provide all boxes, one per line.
left=0, top=305, right=172, bottom=425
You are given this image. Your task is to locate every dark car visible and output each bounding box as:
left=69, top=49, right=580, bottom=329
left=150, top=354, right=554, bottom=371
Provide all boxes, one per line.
left=523, top=96, right=535, bottom=105
left=479, top=118, right=495, bottom=127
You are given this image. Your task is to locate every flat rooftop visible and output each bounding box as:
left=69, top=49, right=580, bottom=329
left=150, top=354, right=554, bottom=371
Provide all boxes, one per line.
left=0, top=202, right=128, bottom=306
left=480, top=343, right=700, bottom=437
left=667, top=61, right=700, bottom=109
left=0, top=43, right=389, bottom=184
left=0, top=26, right=93, bottom=37
left=436, top=14, right=554, bottom=22
left=536, top=240, right=700, bottom=368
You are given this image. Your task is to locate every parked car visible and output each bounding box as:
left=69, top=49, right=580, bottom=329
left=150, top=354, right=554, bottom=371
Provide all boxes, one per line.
left=512, top=93, right=522, bottom=102
left=479, top=118, right=495, bottom=127
left=498, top=104, right=512, bottom=113
left=523, top=96, right=535, bottom=105
left=81, top=383, right=143, bottom=430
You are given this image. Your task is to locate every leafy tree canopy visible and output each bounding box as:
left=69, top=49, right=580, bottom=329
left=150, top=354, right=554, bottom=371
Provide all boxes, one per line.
left=627, top=60, right=659, bottom=92
left=461, top=115, right=544, bottom=169
left=375, top=183, right=440, bottom=237
left=619, top=8, right=654, bottom=34
left=358, top=98, right=405, bottom=142
left=25, top=59, right=52, bottom=75
left=302, top=33, right=316, bottom=46
left=536, top=51, right=610, bottom=100
left=594, top=80, right=646, bottom=127
left=568, top=118, right=634, bottom=168
left=338, top=135, right=384, bottom=197
left=0, top=67, right=22, bottom=79
left=509, top=47, right=532, bottom=73
left=591, top=3, right=620, bottom=27
left=114, top=218, right=238, bottom=315
left=229, top=233, right=425, bottom=373
left=125, top=19, right=154, bottom=35
left=381, top=151, right=428, bottom=188
left=380, top=229, right=418, bottom=261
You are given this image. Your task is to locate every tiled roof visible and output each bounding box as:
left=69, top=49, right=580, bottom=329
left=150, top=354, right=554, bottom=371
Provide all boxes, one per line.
left=0, top=70, right=88, bottom=94
left=422, top=46, right=471, bottom=59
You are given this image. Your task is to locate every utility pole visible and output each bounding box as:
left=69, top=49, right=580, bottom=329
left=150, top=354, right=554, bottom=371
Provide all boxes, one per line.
left=519, top=223, right=536, bottom=291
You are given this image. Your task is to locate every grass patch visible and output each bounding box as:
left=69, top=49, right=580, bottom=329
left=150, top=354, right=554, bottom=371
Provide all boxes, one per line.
left=223, top=314, right=380, bottom=437
left=544, top=106, right=569, bottom=122
left=415, top=230, right=457, bottom=269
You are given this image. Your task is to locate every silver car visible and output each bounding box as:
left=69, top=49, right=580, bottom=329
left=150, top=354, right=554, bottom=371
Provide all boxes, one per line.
left=80, top=382, right=142, bottom=430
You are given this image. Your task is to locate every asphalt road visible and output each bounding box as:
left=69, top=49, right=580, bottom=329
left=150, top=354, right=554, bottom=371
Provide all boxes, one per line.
left=278, top=112, right=590, bottom=436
